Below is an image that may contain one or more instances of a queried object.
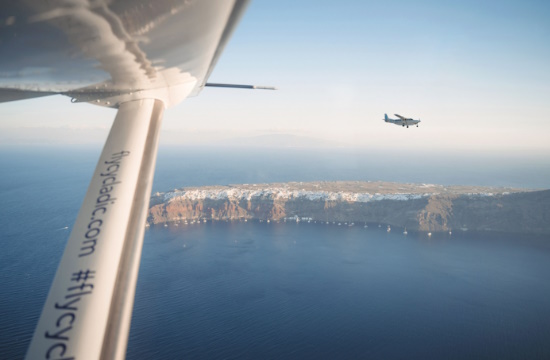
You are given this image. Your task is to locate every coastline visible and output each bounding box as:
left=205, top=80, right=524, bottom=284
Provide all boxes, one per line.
left=147, top=181, right=550, bottom=234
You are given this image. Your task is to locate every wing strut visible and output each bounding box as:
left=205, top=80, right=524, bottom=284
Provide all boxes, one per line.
left=26, top=99, right=164, bottom=360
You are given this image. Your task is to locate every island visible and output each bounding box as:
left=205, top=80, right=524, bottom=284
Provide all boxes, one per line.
left=147, top=181, right=550, bottom=234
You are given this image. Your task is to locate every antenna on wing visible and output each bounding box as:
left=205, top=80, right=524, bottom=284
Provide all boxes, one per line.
left=205, top=83, right=277, bottom=90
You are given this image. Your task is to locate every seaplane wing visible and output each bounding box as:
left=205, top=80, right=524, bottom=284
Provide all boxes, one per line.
left=394, top=114, right=410, bottom=120
left=1, top=1, right=271, bottom=359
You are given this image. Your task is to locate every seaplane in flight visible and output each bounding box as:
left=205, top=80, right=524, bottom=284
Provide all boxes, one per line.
left=1, top=1, right=274, bottom=359
left=384, top=114, right=421, bottom=128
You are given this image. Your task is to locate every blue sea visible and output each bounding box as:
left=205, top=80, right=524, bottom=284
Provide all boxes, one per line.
left=1, top=146, right=550, bottom=359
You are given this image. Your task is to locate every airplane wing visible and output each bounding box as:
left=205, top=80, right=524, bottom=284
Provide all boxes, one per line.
left=1, top=1, right=254, bottom=359
left=394, top=114, right=409, bottom=120
left=1, top=0, right=251, bottom=105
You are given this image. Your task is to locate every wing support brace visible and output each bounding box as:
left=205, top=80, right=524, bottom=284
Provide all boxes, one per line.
left=26, top=99, right=164, bottom=360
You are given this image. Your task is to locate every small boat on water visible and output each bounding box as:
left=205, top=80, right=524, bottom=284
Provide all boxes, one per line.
left=428, top=232, right=432, bottom=237
left=387, top=226, right=391, bottom=232
left=403, top=228, right=408, bottom=235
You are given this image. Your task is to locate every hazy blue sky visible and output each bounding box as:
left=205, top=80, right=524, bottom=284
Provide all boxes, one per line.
left=1, top=0, right=549, bottom=153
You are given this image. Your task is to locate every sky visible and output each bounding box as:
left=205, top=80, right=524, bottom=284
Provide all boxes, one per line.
left=1, top=0, right=550, bottom=153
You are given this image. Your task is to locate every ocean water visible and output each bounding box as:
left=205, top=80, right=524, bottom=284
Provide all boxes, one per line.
left=1, top=146, right=550, bottom=359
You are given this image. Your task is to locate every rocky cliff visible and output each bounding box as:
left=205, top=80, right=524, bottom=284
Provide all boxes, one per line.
left=148, top=181, right=550, bottom=234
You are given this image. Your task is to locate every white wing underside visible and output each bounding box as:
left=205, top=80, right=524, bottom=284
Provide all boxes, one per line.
left=1, top=0, right=249, bottom=108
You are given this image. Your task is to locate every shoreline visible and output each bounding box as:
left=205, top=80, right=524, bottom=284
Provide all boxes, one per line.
left=145, top=217, right=550, bottom=239
left=148, top=181, right=550, bottom=235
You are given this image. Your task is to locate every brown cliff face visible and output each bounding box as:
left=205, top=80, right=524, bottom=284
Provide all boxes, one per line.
left=148, top=183, right=550, bottom=234
left=417, top=195, right=456, bottom=231
left=447, top=190, right=550, bottom=233
left=149, top=198, right=289, bottom=223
